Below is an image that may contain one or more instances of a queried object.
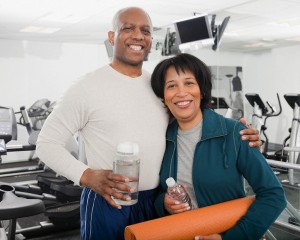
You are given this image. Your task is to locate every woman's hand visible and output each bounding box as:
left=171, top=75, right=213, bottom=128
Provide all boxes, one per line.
left=195, top=234, right=222, bottom=240
left=164, top=193, right=191, bottom=214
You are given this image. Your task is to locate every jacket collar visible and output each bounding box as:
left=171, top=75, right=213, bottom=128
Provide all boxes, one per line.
left=166, top=108, right=228, bottom=142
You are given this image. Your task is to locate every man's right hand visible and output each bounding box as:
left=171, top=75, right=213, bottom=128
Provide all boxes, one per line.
left=80, top=168, right=134, bottom=209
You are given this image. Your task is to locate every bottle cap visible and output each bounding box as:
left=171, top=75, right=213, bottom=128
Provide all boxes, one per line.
left=166, top=177, right=176, bottom=187
left=117, top=142, right=139, bottom=155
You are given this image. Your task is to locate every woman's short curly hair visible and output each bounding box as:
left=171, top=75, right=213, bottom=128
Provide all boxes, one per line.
left=151, top=53, right=212, bottom=111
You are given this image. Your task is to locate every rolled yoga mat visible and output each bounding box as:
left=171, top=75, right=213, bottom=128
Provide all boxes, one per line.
left=124, top=196, right=255, bottom=240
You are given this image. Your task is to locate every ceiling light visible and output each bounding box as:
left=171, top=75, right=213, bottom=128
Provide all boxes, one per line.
left=39, top=11, right=90, bottom=23
left=39, top=28, right=61, bottom=34
left=244, top=42, right=276, bottom=48
left=20, top=26, right=43, bottom=33
left=286, top=36, right=300, bottom=42
left=267, top=22, right=290, bottom=28
left=20, top=26, right=61, bottom=34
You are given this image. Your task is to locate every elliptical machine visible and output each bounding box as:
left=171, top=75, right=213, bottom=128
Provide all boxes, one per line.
left=282, top=94, right=300, bottom=185
left=272, top=93, right=300, bottom=228
left=245, top=93, right=282, bottom=159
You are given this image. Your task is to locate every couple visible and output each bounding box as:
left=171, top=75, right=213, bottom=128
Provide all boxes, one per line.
left=36, top=6, right=286, bottom=240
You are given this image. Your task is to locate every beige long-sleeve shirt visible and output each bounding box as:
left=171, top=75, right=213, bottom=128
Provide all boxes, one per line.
left=36, top=65, right=168, bottom=189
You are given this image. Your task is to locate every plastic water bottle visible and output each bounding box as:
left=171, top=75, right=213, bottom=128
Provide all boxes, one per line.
left=112, top=142, right=140, bottom=206
left=166, top=177, right=192, bottom=208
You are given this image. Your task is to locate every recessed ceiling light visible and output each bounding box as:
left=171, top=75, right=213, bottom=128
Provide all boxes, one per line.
left=39, top=11, right=90, bottom=23
left=20, top=26, right=43, bottom=33
left=286, top=36, right=300, bottom=42
left=244, top=42, right=276, bottom=48
left=39, top=27, right=61, bottom=34
left=20, top=26, right=61, bottom=34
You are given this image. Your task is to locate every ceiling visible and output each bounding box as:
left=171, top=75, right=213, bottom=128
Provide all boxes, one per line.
left=1, top=0, right=300, bottom=52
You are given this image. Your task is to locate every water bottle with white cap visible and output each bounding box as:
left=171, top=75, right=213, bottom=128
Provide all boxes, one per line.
left=112, top=142, right=140, bottom=206
left=166, top=177, right=192, bottom=208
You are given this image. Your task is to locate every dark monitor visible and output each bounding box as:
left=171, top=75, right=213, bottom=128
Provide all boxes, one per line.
left=212, top=16, right=230, bottom=51
left=210, top=97, right=229, bottom=109
left=284, top=94, right=300, bottom=109
left=174, top=14, right=214, bottom=50
left=0, top=107, right=17, bottom=143
left=245, top=93, right=268, bottom=115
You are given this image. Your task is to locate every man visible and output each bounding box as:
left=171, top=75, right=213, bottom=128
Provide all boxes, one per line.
left=36, top=7, right=261, bottom=240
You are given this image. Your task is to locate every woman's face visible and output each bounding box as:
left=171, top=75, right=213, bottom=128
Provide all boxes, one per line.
left=164, top=66, right=203, bottom=130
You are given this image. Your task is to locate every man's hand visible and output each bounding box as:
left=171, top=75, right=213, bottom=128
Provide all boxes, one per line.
left=239, top=118, right=262, bottom=150
left=80, top=168, right=134, bottom=209
left=194, top=234, right=222, bottom=240
left=164, top=193, right=191, bottom=214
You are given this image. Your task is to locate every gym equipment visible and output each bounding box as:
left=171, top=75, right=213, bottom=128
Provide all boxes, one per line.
left=277, top=94, right=300, bottom=227
left=246, top=93, right=300, bottom=230
left=267, top=159, right=300, bottom=231
left=0, top=104, right=43, bottom=178
left=224, top=71, right=244, bottom=120
left=0, top=184, right=45, bottom=240
left=283, top=94, right=300, bottom=186
left=210, top=96, right=237, bottom=119
left=124, top=196, right=255, bottom=240
left=0, top=103, right=81, bottom=239
left=0, top=107, right=17, bottom=145
left=245, top=93, right=268, bottom=133
left=245, top=93, right=282, bottom=159
left=210, top=96, right=230, bottom=109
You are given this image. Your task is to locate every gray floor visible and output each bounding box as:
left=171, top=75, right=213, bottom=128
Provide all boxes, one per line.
left=269, top=171, right=300, bottom=240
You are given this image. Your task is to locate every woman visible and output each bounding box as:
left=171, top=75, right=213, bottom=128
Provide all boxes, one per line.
left=151, top=53, right=286, bottom=240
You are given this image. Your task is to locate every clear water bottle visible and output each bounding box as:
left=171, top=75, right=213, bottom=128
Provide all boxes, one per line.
left=112, top=142, right=140, bottom=206
left=166, top=177, right=192, bottom=208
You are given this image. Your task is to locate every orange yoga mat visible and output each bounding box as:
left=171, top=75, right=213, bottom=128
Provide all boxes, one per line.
left=124, top=196, right=255, bottom=240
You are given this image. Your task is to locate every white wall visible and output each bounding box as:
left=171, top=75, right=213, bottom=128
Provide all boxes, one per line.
left=0, top=39, right=108, bottom=109
left=243, top=46, right=300, bottom=146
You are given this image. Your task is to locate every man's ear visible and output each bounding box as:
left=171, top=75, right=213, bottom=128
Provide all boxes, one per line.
left=108, top=31, right=114, bottom=46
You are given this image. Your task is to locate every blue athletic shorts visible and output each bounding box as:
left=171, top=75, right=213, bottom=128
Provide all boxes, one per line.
left=80, top=187, right=159, bottom=240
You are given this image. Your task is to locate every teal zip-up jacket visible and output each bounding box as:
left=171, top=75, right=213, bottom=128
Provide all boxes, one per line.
left=155, top=109, right=286, bottom=240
